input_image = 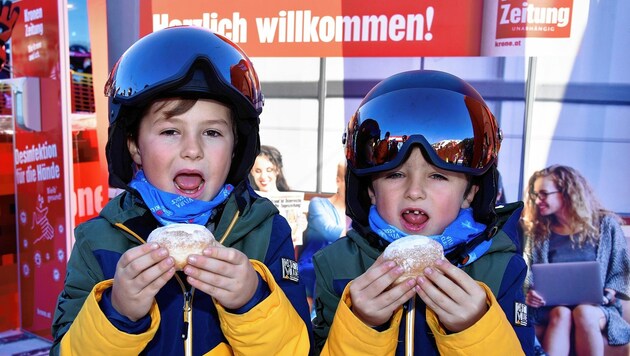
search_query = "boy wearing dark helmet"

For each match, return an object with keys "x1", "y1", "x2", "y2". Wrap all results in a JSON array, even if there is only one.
[
  {"x1": 51, "y1": 26, "x2": 311, "y2": 355},
  {"x1": 313, "y1": 70, "x2": 534, "y2": 355}
]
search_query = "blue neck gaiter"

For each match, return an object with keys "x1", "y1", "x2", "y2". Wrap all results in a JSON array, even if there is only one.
[
  {"x1": 129, "y1": 170, "x2": 233, "y2": 226},
  {"x1": 368, "y1": 205, "x2": 491, "y2": 266}
]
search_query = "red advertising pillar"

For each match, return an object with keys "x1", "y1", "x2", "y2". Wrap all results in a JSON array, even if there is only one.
[{"x1": 10, "y1": 0, "x2": 72, "y2": 340}]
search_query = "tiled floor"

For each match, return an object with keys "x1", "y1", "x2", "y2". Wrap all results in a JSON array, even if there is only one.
[{"x1": 0, "y1": 329, "x2": 51, "y2": 356}]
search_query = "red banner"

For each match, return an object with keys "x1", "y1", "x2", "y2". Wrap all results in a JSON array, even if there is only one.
[
  {"x1": 142, "y1": 0, "x2": 589, "y2": 57},
  {"x1": 10, "y1": 0, "x2": 68, "y2": 340},
  {"x1": 143, "y1": 0, "x2": 483, "y2": 57}
]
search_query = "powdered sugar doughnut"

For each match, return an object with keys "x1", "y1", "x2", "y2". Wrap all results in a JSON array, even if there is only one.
[
  {"x1": 147, "y1": 223, "x2": 218, "y2": 270},
  {"x1": 382, "y1": 235, "x2": 445, "y2": 284}
]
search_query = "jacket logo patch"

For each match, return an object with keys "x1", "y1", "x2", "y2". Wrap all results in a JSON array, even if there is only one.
[
  {"x1": 281, "y1": 258, "x2": 299, "y2": 283},
  {"x1": 514, "y1": 302, "x2": 528, "y2": 326}
]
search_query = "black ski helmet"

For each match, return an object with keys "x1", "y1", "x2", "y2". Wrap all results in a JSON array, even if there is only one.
[
  {"x1": 343, "y1": 70, "x2": 502, "y2": 226},
  {"x1": 104, "y1": 26, "x2": 264, "y2": 188}
]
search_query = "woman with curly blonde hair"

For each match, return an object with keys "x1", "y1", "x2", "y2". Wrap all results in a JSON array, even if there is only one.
[{"x1": 521, "y1": 165, "x2": 629, "y2": 355}]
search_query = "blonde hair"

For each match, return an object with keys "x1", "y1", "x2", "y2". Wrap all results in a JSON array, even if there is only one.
[{"x1": 521, "y1": 165, "x2": 618, "y2": 247}]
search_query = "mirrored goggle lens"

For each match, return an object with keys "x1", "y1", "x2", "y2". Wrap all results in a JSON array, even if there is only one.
[
  {"x1": 346, "y1": 87, "x2": 500, "y2": 176},
  {"x1": 105, "y1": 27, "x2": 262, "y2": 112}
]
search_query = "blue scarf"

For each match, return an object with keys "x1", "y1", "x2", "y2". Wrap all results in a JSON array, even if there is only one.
[
  {"x1": 368, "y1": 205, "x2": 491, "y2": 266},
  {"x1": 129, "y1": 170, "x2": 233, "y2": 226}
]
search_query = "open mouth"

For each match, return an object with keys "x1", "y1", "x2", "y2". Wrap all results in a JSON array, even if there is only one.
[
  {"x1": 403, "y1": 209, "x2": 428, "y2": 224},
  {"x1": 401, "y1": 209, "x2": 429, "y2": 229},
  {"x1": 174, "y1": 173, "x2": 205, "y2": 195}
]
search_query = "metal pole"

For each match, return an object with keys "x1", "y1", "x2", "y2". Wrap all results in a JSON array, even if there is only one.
[
  {"x1": 519, "y1": 57, "x2": 537, "y2": 200},
  {"x1": 316, "y1": 57, "x2": 327, "y2": 193},
  {"x1": 405, "y1": 295, "x2": 416, "y2": 356}
]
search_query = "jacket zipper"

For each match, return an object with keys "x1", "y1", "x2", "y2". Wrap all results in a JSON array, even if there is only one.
[
  {"x1": 115, "y1": 223, "x2": 195, "y2": 355},
  {"x1": 177, "y1": 278, "x2": 193, "y2": 356},
  {"x1": 182, "y1": 289, "x2": 192, "y2": 340},
  {"x1": 114, "y1": 210, "x2": 241, "y2": 355}
]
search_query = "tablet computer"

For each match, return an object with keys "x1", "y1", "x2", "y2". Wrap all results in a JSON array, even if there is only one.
[{"x1": 531, "y1": 261, "x2": 603, "y2": 306}]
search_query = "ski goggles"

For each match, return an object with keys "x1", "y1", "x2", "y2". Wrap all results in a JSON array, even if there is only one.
[
  {"x1": 105, "y1": 26, "x2": 263, "y2": 118},
  {"x1": 344, "y1": 87, "x2": 501, "y2": 176}
]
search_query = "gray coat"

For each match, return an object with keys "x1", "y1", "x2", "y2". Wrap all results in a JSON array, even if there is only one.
[{"x1": 524, "y1": 214, "x2": 630, "y2": 345}]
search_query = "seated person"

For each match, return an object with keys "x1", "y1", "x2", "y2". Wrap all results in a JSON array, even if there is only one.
[{"x1": 522, "y1": 165, "x2": 630, "y2": 355}]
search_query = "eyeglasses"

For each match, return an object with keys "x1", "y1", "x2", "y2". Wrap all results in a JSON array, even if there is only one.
[{"x1": 529, "y1": 191, "x2": 559, "y2": 201}]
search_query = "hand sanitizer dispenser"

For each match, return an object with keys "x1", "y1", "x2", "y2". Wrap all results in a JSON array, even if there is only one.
[{"x1": 12, "y1": 77, "x2": 41, "y2": 132}]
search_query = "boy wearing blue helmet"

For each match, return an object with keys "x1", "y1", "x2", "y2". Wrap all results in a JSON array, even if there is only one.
[
  {"x1": 313, "y1": 70, "x2": 534, "y2": 355},
  {"x1": 51, "y1": 26, "x2": 311, "y2": 355}
]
